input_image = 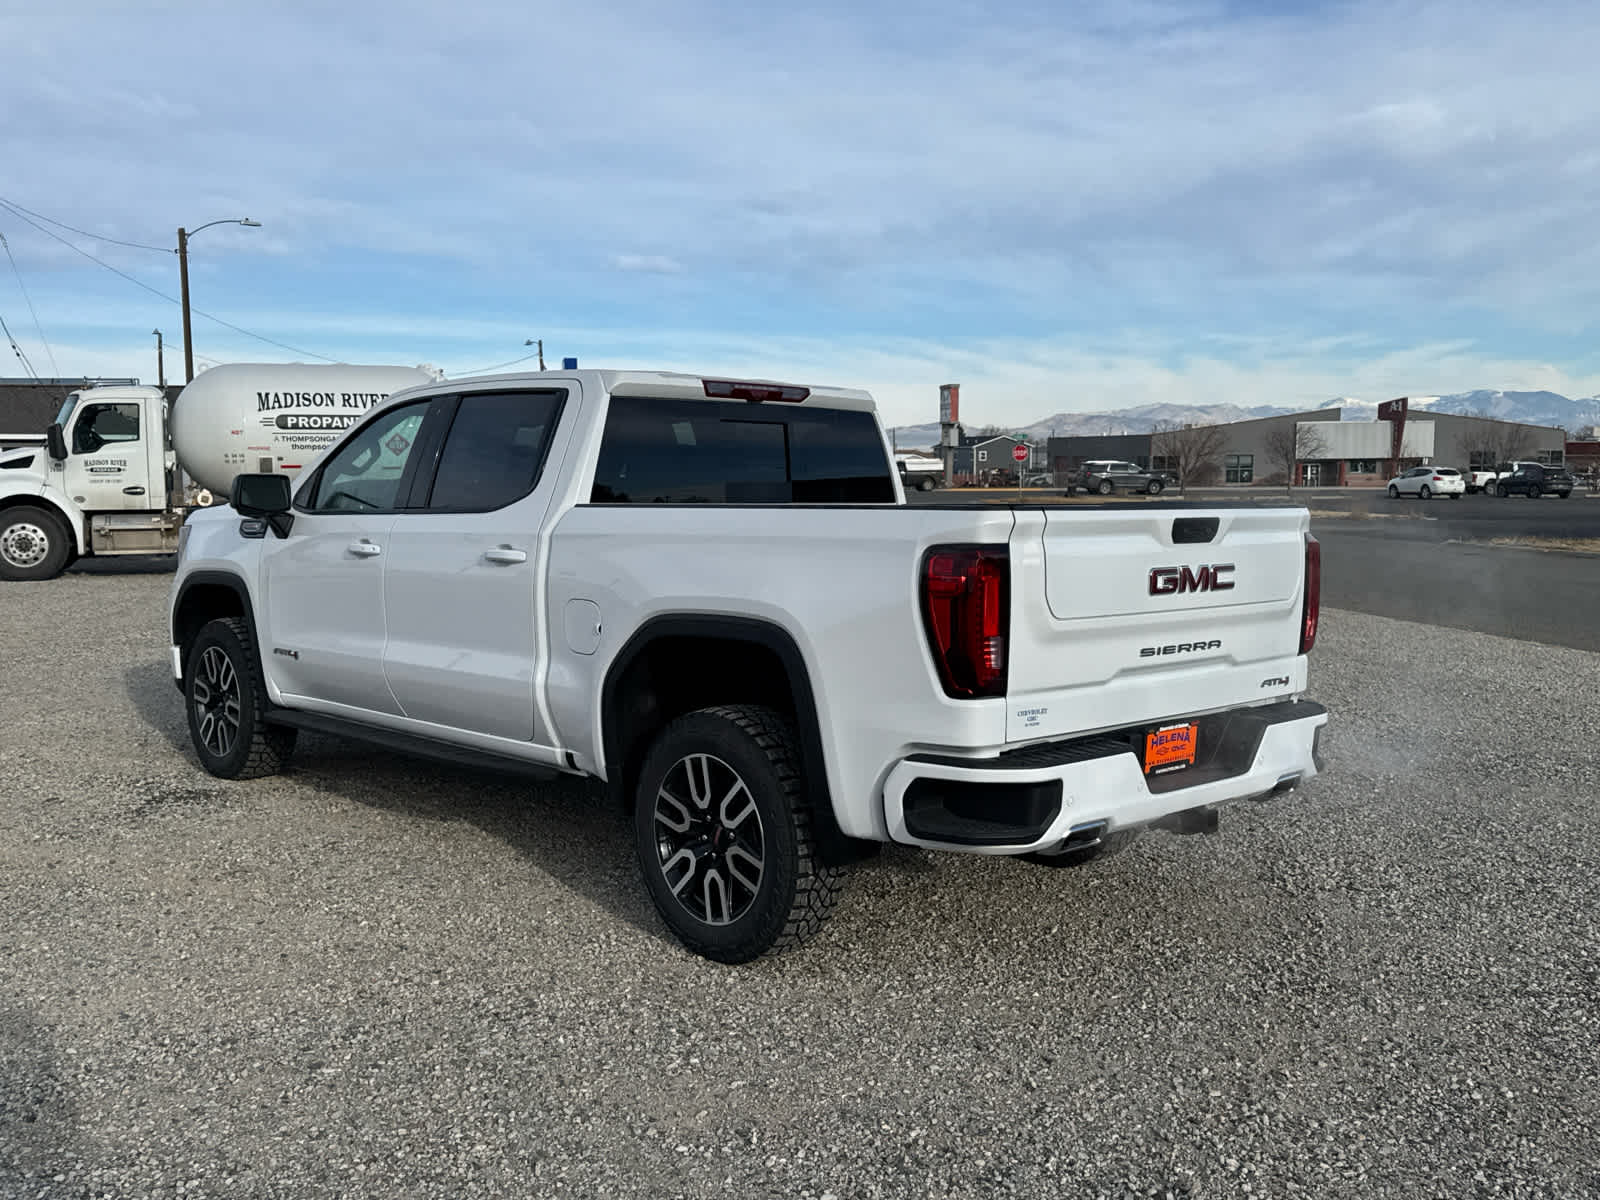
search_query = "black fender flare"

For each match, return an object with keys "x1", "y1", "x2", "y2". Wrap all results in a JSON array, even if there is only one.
[
  {"x1": 601, "y1": 613, "x2": 873, "y2": 866},
  {"x1": 169, "y1": 570, "x2": 259, "y2": 689}
]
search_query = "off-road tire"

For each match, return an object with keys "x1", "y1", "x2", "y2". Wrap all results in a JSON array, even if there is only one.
[
  {"x1": 633, "y1": 705, "x2": 843, "y2": 964},
  {"x1": 185, "y1": 617, "x2": 296, "y2": 780},
  {"x1": 0, "y1": 506, "x2": 71, "y2": 582}
]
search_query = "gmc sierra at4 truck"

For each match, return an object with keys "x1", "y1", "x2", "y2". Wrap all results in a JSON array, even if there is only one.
[{"x1": 168, "y1": 368, "x2": 1328, "y2": 963}]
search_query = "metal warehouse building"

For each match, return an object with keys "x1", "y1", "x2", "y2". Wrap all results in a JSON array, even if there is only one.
[{"x1": 1048, "y1": 407, "x2": 1567, "y2": 487}]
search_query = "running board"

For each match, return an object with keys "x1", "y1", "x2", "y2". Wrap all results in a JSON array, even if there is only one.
[{"x1": 264, "y1": 708, "x2": 568, "y2": 781}]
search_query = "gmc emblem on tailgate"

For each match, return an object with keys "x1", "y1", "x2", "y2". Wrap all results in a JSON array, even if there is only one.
[{"x1": 1149, "y1": 563, "x2": 1235, "y2": 595}]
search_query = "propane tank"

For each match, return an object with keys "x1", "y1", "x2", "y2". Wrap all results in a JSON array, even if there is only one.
[{"x1": 169, "y1": 363, "x2": 437, "y2": 496}]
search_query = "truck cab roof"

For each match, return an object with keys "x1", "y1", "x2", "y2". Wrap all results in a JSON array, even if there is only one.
[{"x1": 418, "y1": 369, "x2": 878, "y2": 413}]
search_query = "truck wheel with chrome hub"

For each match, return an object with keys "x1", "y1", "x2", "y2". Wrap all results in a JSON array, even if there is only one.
[
  {"x1": 0, "y1": 506, "x2": 71, "y2": 582},
  {"x1": 185, "y1": 617, "x2": 296, "y2": 779},
  {"x1": 633, "y1": 705, "x2": 842, "y2": 963}
]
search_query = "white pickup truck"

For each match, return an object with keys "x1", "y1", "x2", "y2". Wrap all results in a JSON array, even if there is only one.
[{"x1": 168, "y1": 369, "x2": 1328, "y2": 963}]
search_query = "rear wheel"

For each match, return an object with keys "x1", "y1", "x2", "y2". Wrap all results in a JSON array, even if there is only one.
[
  {"x1": 184, "y1": 617, "x2": 296, "y2": 779},
  {"x1": 1097, "y1": 479, "x2": 1114, "y2": 496},
  {"x1": 0, "y1": 506, "x2": 71, "y2": 582},
  {"x1": 633, "y1": 705, "x2": 843, "y2": 964},
  {"x1": 917, "y1": 476, "x2": 935, "y2": 492}
]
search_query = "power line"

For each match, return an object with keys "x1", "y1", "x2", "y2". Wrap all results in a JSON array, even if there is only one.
[
  {"x1": 460, "y1": 350, "x2": 543, "y2": 375},
  {"x1": 0, "y1": 199, "x2": 337, "y2": 363},
  {"x1": 0, "y1": 232, "x2": 60, "y2": 376},
  {"x1": 0, "y1": 194, "x2": 171, "y2": 253},
  {"x1": 0, "y1": 313, "x2": 40, "y2": 379}
]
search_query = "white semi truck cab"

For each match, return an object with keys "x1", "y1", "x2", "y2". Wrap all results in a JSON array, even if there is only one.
[{"x1": 0, "y1": 364, "x2": 436, "y2": 580}]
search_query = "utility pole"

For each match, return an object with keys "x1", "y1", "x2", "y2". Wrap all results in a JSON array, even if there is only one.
[
  {"x1": 525, "y1": 338, "x2": 545, "y2": 370},
  {"x1": 153, "y1": 329, "x2": 165, "y2": 389},
  {"x1": 177, "y1": 228, "x2": 193, "y2": 382}
]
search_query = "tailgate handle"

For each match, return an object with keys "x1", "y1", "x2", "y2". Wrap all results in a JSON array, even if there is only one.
[{"x1": 1172, "y1": 517, "x2": 1220, "y2": 544}]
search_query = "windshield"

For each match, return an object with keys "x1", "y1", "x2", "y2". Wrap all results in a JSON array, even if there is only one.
[{"x1": 54, "y1": 391, "x2": 80, "y2": 428}]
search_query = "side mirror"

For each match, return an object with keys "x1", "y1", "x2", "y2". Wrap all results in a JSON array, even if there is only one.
[
  {"x1": 230, "y1": 473, "x2": 294, "y2": 539},
  {"x1": 46, "y1": 422, "x2": 67, "y2": 462},
  {"x1": 230, "y1": 472, "x2": 292, "y2": 515}
]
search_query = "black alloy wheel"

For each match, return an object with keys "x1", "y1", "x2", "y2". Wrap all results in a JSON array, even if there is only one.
[
  {"x1": 185, "y1": 617, "x2": 296, "y2": 779},
  {"x1": 633, "y1": 705, "x2": 842, "y2": 963}
]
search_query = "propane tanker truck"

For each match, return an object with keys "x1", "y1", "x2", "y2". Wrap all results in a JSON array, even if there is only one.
[{"x1": 0, "y1": 363, "x2": 439, "y2": 581}]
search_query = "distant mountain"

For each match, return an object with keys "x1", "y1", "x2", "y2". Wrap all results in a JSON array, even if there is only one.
[
  {"x1": 887, "y1": 402, "x2": 1299, "y2": 448},
  {"x1": 886, "y1": 390, "x2": 1600, "y2": 450}
]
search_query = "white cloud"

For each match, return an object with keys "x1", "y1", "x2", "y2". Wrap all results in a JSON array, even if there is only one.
[{"x1": 4, "y1": 0, "x2": 1600, "y2": 416}]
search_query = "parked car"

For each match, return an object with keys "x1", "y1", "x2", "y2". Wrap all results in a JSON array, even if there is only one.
[
  {"x1": 1488, "y1": 462, "x2": 1575, "y2": 498},
  {"x1": 1069, "y1": 460, "x2": 1168, "y2": 496},
  {"x1": 1386, "y1": 465, "x2": 1465, "y2": 500},
  {"x1": 1464, "y1": 469, "x2": 1497, "y2": 494}
]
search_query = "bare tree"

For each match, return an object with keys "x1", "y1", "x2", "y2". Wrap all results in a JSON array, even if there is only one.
[
  {"x1": 1460, "y1": 410, "x2": 1534, "y2": 471},
  {"x1": 1151, "y1": 421, "x2": 1227, "y2": 496},
  {"x1": 1262, "y1": 422, "x2": 1329, "y2": 493}
]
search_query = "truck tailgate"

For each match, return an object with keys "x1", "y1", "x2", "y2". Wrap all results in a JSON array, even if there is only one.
[{"x1": 1004, "y1": 506, "x2": 1312, "y2": 743}]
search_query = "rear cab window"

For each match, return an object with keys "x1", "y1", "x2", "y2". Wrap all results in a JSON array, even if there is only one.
[{"x1": 589, "y1": 396, "x2": 895, "y2": 504}]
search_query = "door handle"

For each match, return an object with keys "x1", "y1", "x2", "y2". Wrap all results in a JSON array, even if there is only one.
[
  {"x1": 483, "y1": 546, "x2": 527, "y2": 565},
  {"x1": 123, "y1": 486, "x2": 146, "y2": 496},
  {"x1": 347, "y1": 540, "x2": 382, "y2": 557}
]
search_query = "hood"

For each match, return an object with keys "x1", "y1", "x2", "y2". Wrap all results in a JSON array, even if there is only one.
[{"x1": 0, "y1": 445, "x2": 41, "y2": 471}]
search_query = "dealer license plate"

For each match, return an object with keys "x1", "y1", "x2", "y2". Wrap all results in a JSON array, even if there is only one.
[{"x1": 1144, "y1": 722, "x2": 1198, "y2": 775}]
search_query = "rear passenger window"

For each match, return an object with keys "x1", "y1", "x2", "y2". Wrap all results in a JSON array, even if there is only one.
[
  {"x1": 425, "y1": 390, "x2": 563, "y2": 511},
  {"x1": 590, "y1": 397, "x2": 895, "y2": 504}
]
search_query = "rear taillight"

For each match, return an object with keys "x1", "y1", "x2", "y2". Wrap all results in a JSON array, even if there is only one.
[
  {"x1": 1300, "y1": 534, "x2": 1321, "y2": 654},
  {"x1": 921, "y1": 545, "x2": 1009, "y2": 698}
]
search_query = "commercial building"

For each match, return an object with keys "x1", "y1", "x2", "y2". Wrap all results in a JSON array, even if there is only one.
[{"x1": 1046, "y1": 408, "x2": 1567, "y2": 487}]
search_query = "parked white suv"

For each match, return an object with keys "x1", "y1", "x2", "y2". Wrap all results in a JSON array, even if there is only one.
[{"x1": 168, "y1": 368, "x2": 1327, "y2": 962}]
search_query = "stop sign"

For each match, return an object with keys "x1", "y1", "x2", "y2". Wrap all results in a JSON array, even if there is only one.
[{"x1": 1012, "y1": 443, "x2": 1028, "y2": 463}]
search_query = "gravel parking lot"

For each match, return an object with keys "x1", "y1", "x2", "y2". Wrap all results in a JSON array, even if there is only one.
[{"x1": 4, "y1": 572, "x2": 1599, "y2": 1199}]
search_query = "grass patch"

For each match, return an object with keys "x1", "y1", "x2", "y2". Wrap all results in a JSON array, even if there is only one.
[{"x1": 1487, "y1": 536, "x2": 1600, "y2": 554}]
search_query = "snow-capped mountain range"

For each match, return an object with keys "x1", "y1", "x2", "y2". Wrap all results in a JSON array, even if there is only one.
[{"x1": 886, "y1": 390, "x2": 1600, "y2": 449}]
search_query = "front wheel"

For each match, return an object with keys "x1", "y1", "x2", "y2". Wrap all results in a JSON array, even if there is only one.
[
  {"x1": 633, "y1": 705, "x2": 843, "y2": 964},
  {"x1": 184, "y1": 617, "x2": 296, "y2": 779},
  {"x1": 1494, "y1": 483, "x2": 1507, "y2": 498},
  {"x1": 1147, "y1": 479, "x2": 1164, "y2": 496},
  {"x1": 1420, "y1": 485, "x2": 1432, "y2": 499},
  {"x1": 1527, "y1": 482, "x2": 1541, "y2": 499},
  {"x1": 0, "y1": 506, "x2": 72, "y2": 582},
  {"x1": 1387, "y1": 485, "x2": 1400, "y2": 498}
]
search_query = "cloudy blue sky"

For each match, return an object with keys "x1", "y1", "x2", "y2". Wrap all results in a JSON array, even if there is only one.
[{"x1": 4, "y1": 0, "x2": 1599, "y2": 427}]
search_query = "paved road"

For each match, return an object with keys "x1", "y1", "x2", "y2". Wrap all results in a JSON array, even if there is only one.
[{"x1": 1314, "y1": 523, "x2": 1600, "y2": 652}]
